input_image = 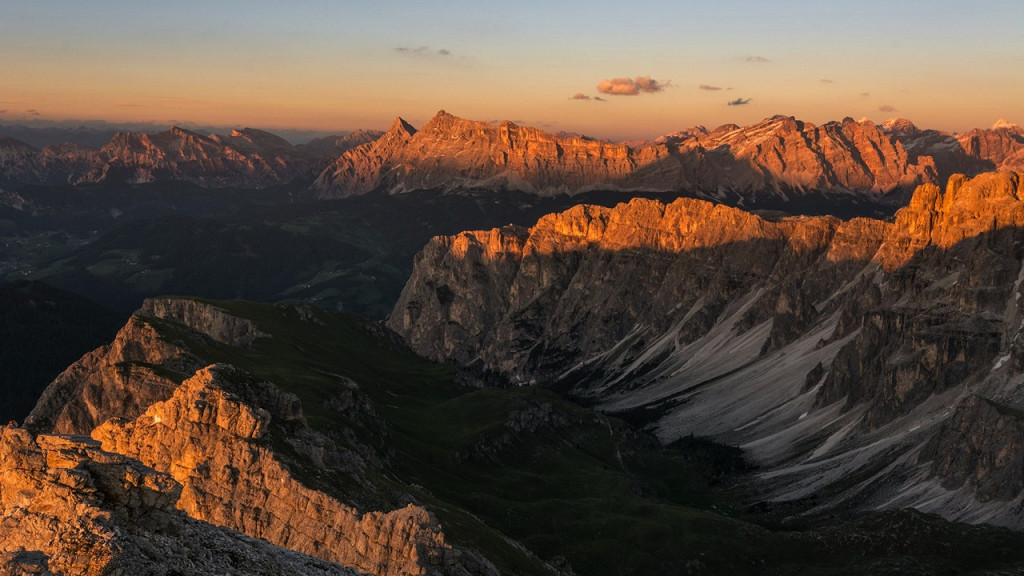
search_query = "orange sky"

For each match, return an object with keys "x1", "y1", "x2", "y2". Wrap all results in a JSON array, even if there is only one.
[{"x1": 2, "y1": 1, "x2": 1022, "y2": 141}]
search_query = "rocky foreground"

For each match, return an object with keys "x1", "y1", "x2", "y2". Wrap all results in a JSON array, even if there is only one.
[
  {"x1": 0, "y1": 426, "x2": 362, "y2": 576},
  {"x1": 9, "y1": 292, "x2": 1024, "y2": 574}
]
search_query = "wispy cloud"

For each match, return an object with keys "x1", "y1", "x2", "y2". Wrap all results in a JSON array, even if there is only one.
[
  {"x1": 727, "y1": 98, "x2": 752, "y2": 106},
  {"x1": 24, "y1": 109, "x2": 40, "y2": 116},
  {"x1": 570, "y1": 93, "x2": 605, "y2": 102},
  {"x1": 820, "y1": 78, "x2": 833, "y2": 84},
  {"x1": 699, "y1": 84, "x2": 722, "y2": 91},
  {"x1": 597, "y1": 76, "x2": 668, "y2": 96},
  {"x1": 0, "y1": 109, "x2": 7, "y2": 114},
  {"x1": 860, "y1": 92, "x2": 870, "y2": 97},
  {"x1": 394, "y1": 46, "x2": 452, "y2": 58},
  {"x1": 878, "y1": 104, "x2": 898, "y2": 113},
  {"x1": 745, "y1": 56, "x2": 770, "y2": 63}
]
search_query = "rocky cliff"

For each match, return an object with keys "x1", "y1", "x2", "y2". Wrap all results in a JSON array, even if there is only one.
[
  {"x1": 883, "y1": 117, "x2": 1024, "y2": 183},
  {"x1": 390, "y1": 170, "x2": 1024, "y2": 526},
  {"x1": 93, "y1": 364, "x2": 464, "y2": 576},
  {"x1": 23, "y1": 298, "x2": 500, "y2": 576},
  {"x1": 314, "y1": 111, "x2": 938, "y2": 203},
  {"x1": 0, "y1": 425, "x2": 361, "y2": 576}
]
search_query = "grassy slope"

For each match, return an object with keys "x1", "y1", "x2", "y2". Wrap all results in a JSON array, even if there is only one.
[{"x1": 138, "y1": 297, "x2": 1024, "y2": 575}]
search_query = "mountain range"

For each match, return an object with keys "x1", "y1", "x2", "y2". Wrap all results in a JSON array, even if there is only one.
[
  {"x1": 0, "y1": 126, "x2": 382, "y2": 189},
  {"x1": 5, "y1": 109, "x2": 1024, "y2": 574},
  {"x1": 2, "y1": 111, "x2": 1022, "y2": 212},
  {"x1": 390, "y1": 170, "x2": 1024, "y2": 527}
]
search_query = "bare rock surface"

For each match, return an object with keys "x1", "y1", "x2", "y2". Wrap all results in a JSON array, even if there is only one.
[
  {"x1": 92, "y1": 364, "x2": 486, "y2": 576},
  {"x1": 139, "y1": 297, "x2": 270, "y2": 348},
  {"x1": 0, "y1": 425, "x2": 363, "y2": 576},
  {"x1": 314, "y1": 111, "x2": 936, "y2": 202},
  {"x1": 24, "y1": 314, "x2": 201, "y2": 436},
  {"x1": 390, "y1": 171, "x2": 1024, "y2": 526},
  {"x1": 26, "y1": 297, "x2": 268, "y2": 435}
]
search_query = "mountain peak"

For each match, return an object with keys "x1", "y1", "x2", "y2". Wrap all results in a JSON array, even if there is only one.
[
  {"x1": 882, "y1": 117, "x2": 920, "y2": 136},
  {"x1": 167, "y1": 125, "x2": 203, "y2": 138},
  {"x1": 388, "y1": 116, "x2": 417, "y2": 137},
  {"x1": 992, "y1": 118, "x2": 1022, "y2": 131}
]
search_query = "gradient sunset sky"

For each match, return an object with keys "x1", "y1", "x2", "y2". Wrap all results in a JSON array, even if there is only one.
[{"x1": 2, "y1": 0, "x2": 1022, "y2": 141}]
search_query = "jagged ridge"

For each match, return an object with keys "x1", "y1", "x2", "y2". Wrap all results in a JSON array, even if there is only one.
[
  {"x1": 314, "y1": 110, "x2": 946, "y2": 201},
  {"x1": 389, "y1": 171, "x2": 1024, "y2": 526}
]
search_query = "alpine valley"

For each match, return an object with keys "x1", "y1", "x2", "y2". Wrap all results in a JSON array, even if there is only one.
[{"x1": 4, "y1": 111, "x2": 1024, "y2": 575}]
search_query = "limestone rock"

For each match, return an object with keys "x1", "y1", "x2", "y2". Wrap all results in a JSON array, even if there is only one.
[
  {"x1": 314, "y1": 111, "x2": 936, "y2": 203},
  {"x1": 24, "y1": 315, "x2": 201, "y2": 436},
  {"x1": 139, "y1": 297, "x2": 269, "y2": 348},
  {"x1": 922, "y1": 396, "x2": 1024, "y2": 502},
  {"x1": 0, "y1": 425, "x2": 362, "y2": 576},
  {"x1": 92, "y1": 364, "x2": 483, "y2": 576},
  {"x1": 390, "y1": 171, "x2": 1024, "y2": 525},
  {"x1": 25, "y1": 297, "x2": 271, "y2": 435}
]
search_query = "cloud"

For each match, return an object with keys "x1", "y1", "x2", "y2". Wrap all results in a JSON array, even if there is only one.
[
  {"x1": 746, "y1": 56, "x2": 770, "y2": 63},
  {"x1": 699, "y1": 84, "x2": 722, "y2": 91},
  {"x1": 860, "y1": 92, "x2": 870, "y2": 97},
  {"x1": 570, "y1": 93, "x2": 606, "y2": 102},
  {"x1": 727, "y1": 98, "x2": 752, "y2": 106},
  {"x1": 394, "y1": 46, "x2": 452, "y2": 58},
  {"x1": 0, "y1": 109, "x2": 7, "y2": 114},
  {"x1": 878, "y1": 104, "x2": 898, "y2": 113},
  {"x1": 597, "y1": 76, "x2": 667, "y2": 96},
  {"x1": 24, "y1": 109, "x2": 40, "y2": 116},
  {"x1": 820, "y1": 78, "x2": 833, "y2": 84}
]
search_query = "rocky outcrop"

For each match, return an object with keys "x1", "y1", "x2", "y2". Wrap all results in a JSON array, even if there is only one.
[
  {"x1": 24, "y1": 314, "x2": 202, "y2": 435},
  {"x1": 139, "y1": 297, "x2": 269, "y2": 348},
  {"x1": 25, "y1": 297, "x2": 270, "y2": 435},
  {"x1": 0, "y1": 425, "x2": 361, "y2": 576},
  {"x1": 92, "y1": 364, "x2": 475, "y2": 576},
  {"x1": 921, "y1": 396, "x2": 1024, "y2": 502},
  {"x1": 25, "y1": 297, "x2": 499, "y2": 576},
  {"x1": 390, "y1": 171, "x2": 1024, "y2": 525},
  {"x1": 314, "y1": 111, "x2": 936, "y2": 203}
]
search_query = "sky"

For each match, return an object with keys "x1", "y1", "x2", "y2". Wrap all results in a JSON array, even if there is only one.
[{"x1": 2, "y1": 0, "x2": 1023, "y2": 141}]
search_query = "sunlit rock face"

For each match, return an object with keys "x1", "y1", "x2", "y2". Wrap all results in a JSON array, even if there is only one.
[
  {"x1": 24, "y1": 299, "x2": 498, "y2": 576},
  {"x1": 390, "y1": 171, "x2": 1024, "y2": 527},
  {"x1": 314, "y1": 110, "x2": 936, "y2": 202},
  {"x1": 24, "y1": 297, "x2": 263, "y2": 436},
  {"x1": 0, "y1": 426, "x2": 362, "y2": 576},
  {"x1": 883, "y1": 117, "x2": 1024, "y2": 183},
  {"x1": 93, "y1": 363, "x2": 461, "y2": 576}
]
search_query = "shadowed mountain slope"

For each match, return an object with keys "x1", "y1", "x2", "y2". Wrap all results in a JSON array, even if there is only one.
[{"x1": 390, "y1": 171, "x2": 1024, "y2": 526}]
